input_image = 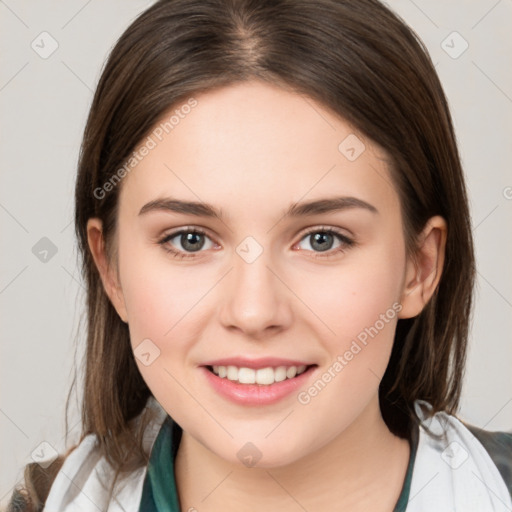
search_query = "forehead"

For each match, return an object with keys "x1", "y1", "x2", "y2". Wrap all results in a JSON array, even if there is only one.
[{"x1": 119, "y1": 80, "x2": 398, "y2": 222}]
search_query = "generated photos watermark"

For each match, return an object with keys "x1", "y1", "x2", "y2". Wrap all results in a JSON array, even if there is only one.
[
  {"x1": 93, "y1": 97, "x2": 198, "y2": 200},
  {"x1": 297, "y1": 301, "x2": 403, "y2": 405}
]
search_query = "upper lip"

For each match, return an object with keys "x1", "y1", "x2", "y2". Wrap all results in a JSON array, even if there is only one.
[{"x1": 201, "y1": 357, "x2": 315, "y2": 370}]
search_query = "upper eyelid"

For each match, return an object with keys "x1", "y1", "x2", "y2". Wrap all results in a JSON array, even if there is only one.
[{"x1": 300, "y1": 225, "x2": 352, "y2": 238}]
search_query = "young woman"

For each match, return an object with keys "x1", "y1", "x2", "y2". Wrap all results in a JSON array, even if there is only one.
[{"x1": 8, "y1": 0, "x2": 512, "y2": 511}]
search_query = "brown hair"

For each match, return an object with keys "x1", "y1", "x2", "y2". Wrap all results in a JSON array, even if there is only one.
[{"x1": 8, "y1": 0, "x2": 475, "y2": 509}]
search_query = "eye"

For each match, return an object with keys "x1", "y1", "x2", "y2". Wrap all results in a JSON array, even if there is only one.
[
  {"x1": 158, "y1": 226, "x2": 355, "y2": 260},
  {"x1": 158, "y1": 228, "x2": 217, "y2": 259},
  {"x1": 295, "y1": 226, "x2": 355, "y2": 258}
]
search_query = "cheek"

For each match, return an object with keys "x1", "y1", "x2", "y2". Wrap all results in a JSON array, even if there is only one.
[
  {"x1": 124, "y1": 270, "x2": 206, "y2": 336},
  {"x1": 297, "y1": 243, "x2": 405, "y2": 345},
  {"x1": 119, "y1": 253, "x2": 215, "y2": 412},
  {"x1": 291, "y1": 253, "x2": 404, "y2": 429},
  {"x1": 119, "y1": 232, "x2": 210, "y2": 337},
  {"x1": 118, "y1": 244, "x2": 217, "y2": 397},
  {"x1": 291, "y1": 245, "x2": 406, "y2": 412}
]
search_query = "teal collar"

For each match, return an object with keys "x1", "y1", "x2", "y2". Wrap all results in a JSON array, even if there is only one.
[{"x1": 139, "y1": 416, "x2": 181, "y2": 511}]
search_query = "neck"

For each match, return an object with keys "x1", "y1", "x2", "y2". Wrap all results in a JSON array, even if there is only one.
[{"x1": 174, "y1": 395, "x2": 411, "y2": 512}]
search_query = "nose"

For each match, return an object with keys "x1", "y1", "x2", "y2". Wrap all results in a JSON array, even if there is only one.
[{"x1": 218, "y1": 245, "x2": 293, "y2": 339}]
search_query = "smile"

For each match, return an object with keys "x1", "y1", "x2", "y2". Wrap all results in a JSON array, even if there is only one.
[
  {"x1": 201, "y1": 363, "x2": 318, "y2": 406},
  {"x1": 208, "y1": 364, "x2": 309, "y2": 385}
]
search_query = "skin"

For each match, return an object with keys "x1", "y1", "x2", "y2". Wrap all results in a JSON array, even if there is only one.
[{"x1": 87, "y1": 80, "x2": 447, "y2": 511}]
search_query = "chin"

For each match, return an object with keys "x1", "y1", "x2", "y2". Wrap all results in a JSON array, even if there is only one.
[{"x1": 219, "y1": 437, "x2": 310, "y2": 470}]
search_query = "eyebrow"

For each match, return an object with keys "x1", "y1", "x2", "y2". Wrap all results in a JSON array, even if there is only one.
[{"x1": 138, "y1": 196, "x2": 378, "y2": 220}]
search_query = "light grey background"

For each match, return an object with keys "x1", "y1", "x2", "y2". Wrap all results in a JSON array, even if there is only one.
[{"x1": 1, "y1": 0, "x2": 511, "y2": 507}]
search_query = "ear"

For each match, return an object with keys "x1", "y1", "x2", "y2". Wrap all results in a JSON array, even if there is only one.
[
  {"x1": 86, "y1": 218, "x2": 129, "y2": 323},
  {"x1": 398, "y1": 215, "x2": 447, "y2": 319}
]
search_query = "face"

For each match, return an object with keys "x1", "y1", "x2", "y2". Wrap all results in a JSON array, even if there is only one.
[{"x1": 90, "y1": 80, "x2": 430, "y2": 467}]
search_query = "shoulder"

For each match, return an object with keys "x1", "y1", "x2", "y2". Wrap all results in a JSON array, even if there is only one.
[
  {"x1": 43, "y1": 397, "x2": 168, "y2": 512},
  {"x1": 406, "y1": 400, "x2": 512, "y2": 511},
  {"x1": 461, "y1": 420, "x2": 512, "y2": 500}
]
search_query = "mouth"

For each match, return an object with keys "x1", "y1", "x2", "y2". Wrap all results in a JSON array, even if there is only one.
[
  {"x1": 204, "y1": 364, "x2": 317, "y2": 386},
  {"x1": 200, "y1": 363, "x2": 319, "y2": 406}
]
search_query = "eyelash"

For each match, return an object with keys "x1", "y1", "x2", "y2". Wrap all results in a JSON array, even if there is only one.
[{"x1": 157, "y1": 226, "x2": 355, "y2": 260}]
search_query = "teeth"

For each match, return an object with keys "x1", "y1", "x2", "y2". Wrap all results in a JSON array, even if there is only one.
[
  {"x1": 238, "y1": 367, "x2": 256, "y2": 384},
  {"x1": 211, "y1": 364, "x2": 309, "y2": 385},
  {"x1": 227, "y1": 365, "x2": 238, "y2": 381},
  {"x1": 274, "y1": 366, "x2": 287, "y2": 383},
  {"x1": 286, "y1": 366, "x2": 297, "y2": 379}
]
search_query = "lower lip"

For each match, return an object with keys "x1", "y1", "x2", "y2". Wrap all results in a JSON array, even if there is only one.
[{"x1": 200, "y1": 365, "x2": 317, "y2": 406}]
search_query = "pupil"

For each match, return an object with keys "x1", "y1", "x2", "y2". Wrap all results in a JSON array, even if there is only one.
[
  {"x1": 312, "y1": 232, "x2": 332, "y2": 252},
  {"x1": 182, "y1": 233, "x2": 204, "y2": 252}
]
